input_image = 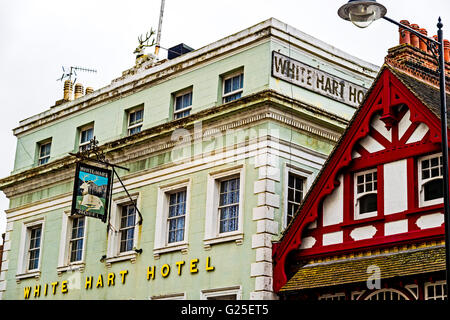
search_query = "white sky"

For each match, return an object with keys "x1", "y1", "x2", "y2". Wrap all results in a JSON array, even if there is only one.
[{"x1": 0, "y1": 0, "x2": 449, "y2": 243}]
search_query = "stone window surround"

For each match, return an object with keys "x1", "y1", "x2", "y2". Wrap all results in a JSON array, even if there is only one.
[
  {"x1": 154, "y1": 179, "x2": 191, "y2": 258},
  {"x1": 57, "y1": 210, "x2": 88, "y2": 274},
  {"x1": 203, "y1": 165, "x2": 245, "y2": 249},
  {"x1": 16, "y1": 218, "x2": 45, "y2": 282},
  {"x1": 106, "y1": 193, "x2": 140, "y2": 266}
]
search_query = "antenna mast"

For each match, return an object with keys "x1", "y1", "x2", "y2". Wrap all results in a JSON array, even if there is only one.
[
  {"x1": 154, "y1": 0, "x2": 165, "y2": 56},
  {"x1": 57, "y1": 66, "x2": 97, "y2": 85}
]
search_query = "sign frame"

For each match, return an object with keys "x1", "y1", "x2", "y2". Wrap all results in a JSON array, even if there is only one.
[
  {"x1": 271, "y1": 51, "x2": 368, "y2": 108},
  {"x1": 71, "y1": 162, "x2": 112, "y2": 222}
]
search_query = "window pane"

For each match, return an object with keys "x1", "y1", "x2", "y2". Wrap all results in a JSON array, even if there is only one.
[
  {"x1": 28, "y1": 226, "x2": 42, "y2": 270},
  {"x1": 119, "y1": 205, "x2": 136, "y2": 252},
  {"x1": 167, "y1": 190, "x2": 186, "y2": 243},
  {"x1": 431, "y1": 167, "x2": 440, "y2": 177},
  {"x1": 359, "y1": 193, "x2": 377, "y2": 214},
  {"x1": 232, "y1": 75, "x2": 240, "y2": 91},
  {"x1": 424, "y1": 179, "x2": 444, "y2": 201},
  {"x1": 223, "y1": 92, "x2": 242, "y2": 103},
  {"x1": 357, "y1": 175, "x2": 364, "y2": 184},
  {"x1": 224, "y1": 78, "x2": 232, "y2": 94},
  {"x1": 431, "y1": 157, "x2": 438, "y2": 167}
]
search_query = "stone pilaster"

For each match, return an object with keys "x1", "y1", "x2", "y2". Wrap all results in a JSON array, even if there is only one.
[{"x1": 250, "y1": 152, "x2": 279, "y2": 300}]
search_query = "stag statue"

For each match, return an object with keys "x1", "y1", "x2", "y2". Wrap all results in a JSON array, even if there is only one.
[
  {"x1": 134, "y1": 28, "x2": 156, "y2": 66},
  {"x1": 79, "y1": 174, "x2": 104, "y2": 212}
]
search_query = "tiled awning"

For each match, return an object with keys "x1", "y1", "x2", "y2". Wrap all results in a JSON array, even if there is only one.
[{"x1": 280, "y1": 245, "x2": 446, "y2": 292}]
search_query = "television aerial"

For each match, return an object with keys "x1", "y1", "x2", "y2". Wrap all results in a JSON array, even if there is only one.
[{"x1": 57, "y1": 66, "x2": 97, "y2": 85}]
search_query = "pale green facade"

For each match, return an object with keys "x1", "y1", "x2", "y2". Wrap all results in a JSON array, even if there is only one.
[{"x1": 0, "y1": 18, "x2": 378, "y2": 300}]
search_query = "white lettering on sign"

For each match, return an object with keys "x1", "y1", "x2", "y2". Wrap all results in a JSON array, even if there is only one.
[{"x1": 272, "y1": 51, "x2": 367, "y2": 108}]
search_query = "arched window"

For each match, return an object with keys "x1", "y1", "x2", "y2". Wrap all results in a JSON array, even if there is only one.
[{"x1": 364, "y1": 289, "x2": 409, "y2": 301}]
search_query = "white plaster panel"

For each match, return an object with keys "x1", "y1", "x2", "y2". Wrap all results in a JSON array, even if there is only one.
[
  {"x1": 371, "y1": 113, "x2": 392, "y2": 142},
  {"x1": 359, "y1": 135, "x2": 385, "y2": 153},
  {"x1": 322, "y1": 231, "x2": 343, "y2": 246},
  {"x1": 398, "y1": 109, "x2": 411, "y2": 140},
  {"x1": 350, "y1": 225, "x2": 377, "y2": 241},
  {"x1": 416, "y1": 213, "x2": 445, "y2": 230},
  {"x1": 307, "y1": 220, "x2": 317, "y2": 229},
  {"x1": 384, "y1": 219, "x2": 408, "y2": 236},
  {"x1": 406, "y1": 123, "x2": 429, "y2": 144},
  {"x1": 322, "y1": 174, "x2": 344, "y2": 226},
  {"x1": 384, "y1": 160, "x2": 408, "y2": 215},
  {"x1": 299, "y1": 236, "x2": 316, "y2": 249},
  {"x1": 352, "y1": 150, "x2": 361, "y2": 159}
]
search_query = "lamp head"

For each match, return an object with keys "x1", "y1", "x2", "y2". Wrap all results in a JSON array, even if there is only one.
[{"x1": 338, "y1": 0, "x2": 387, "y2": 28}]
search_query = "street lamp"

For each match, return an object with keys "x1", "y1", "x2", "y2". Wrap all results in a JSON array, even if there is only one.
[
  {"x1": 338, "y1": 0, "x2": 386, "y2": 28},
  {"x1": 338, "y1": 0, "x2": 449, "y2": 299}
]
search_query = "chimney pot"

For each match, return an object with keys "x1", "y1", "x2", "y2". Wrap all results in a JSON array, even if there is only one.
[
  {"x1": 444, "y1": 40, "x2": 450, "y2": 63},
  {"x1": 85, "y1": 87, "x2": 94, "y2": 95},
  {"x1": 74, "y1": 83, "x2": 84, "y2": 99},
  {"x1": 419, "y1": 28, "x2": 428, "y2": 52},
  {"x1": 399, "y1": 20, "x2": 411, "y2": 45},
  {"x1": 63, "y1": 80, "x2": 73, "y2": 101},
  {"x1": 410, "y1": 24, "x2": 420, "y2": 48}
]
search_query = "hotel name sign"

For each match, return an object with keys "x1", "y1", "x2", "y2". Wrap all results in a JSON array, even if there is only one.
[
  {"x1": 22, "y1": 256, "x2": 215, "y2": 299},
  {"x1": 272, "y1": 51, "x2": 367, "y2": 108}
]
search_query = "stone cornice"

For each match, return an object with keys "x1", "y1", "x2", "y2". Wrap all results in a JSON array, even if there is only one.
[{"x1": 0, "y1": 89, "x2": 345, "y2": 198}]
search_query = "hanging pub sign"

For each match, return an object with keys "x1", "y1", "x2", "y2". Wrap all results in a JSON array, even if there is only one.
[{"x1": 71, "y1": 162, "x2": 112, "y2": 222}]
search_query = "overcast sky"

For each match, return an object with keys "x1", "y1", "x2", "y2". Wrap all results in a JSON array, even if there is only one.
[{"x1": 0, "y1": 0, "x2": 449, "y2": 243}]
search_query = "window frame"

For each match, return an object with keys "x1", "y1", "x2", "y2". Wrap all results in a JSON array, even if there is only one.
[
  {"x1": 106, "y1": 193, "x2": 140, "y2": 265},
  {"x1": 200, "y1": 286, "x2": 242, "y2": 300},
  {"x1": 418, "y1": 153, "x2": 444, "y2": 207},
  {"x1": 425, "y1": 280, "x2": 447, "y2": 300},
  {"x1": 127, "y1": 107, "x2": 144, "y2": 135},
  {"x1": 354, "y1": 168, "x2": 378, "y2": 220},
  {"x1": 318, "y1": 292, "x2": 346, "y2": 301},
  {"x1": 16, "y1": 219, "x2": 45, "y2": 280},
  {"x1": 204, "y1": 165, "x2": 245, "y2": 247},
  {"x1": 283, "y1": 165, "x2": 312, "y2": 229},
  {"x1": 173, "y1": 88, "x2": 193, "y2": 120},
  {"x1": 154, "y1": 180, "x2": 191, "y2": 257},
  {"x1": 118, "y1": 203, "x2": 137, "y2": 253},
  {"x1": 78, "y1": 124, "x2": 94, "y2": 152},
  {"x1": 57, "y1": 211, "x2": 88, "y2": 274},
  {"x1": 222, "y1": 71, "x2": 244, "y2": 103},
  {"x1": 150, "y1": 292, "x2": 186, "y2": 300},
  {"x1": 37, "y1": 140, "x2": 52, "y2": 166}
]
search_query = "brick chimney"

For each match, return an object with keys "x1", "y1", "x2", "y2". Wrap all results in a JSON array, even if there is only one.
[{"x1": 385, "y1": 20, "x2": 450, "y2": 90}]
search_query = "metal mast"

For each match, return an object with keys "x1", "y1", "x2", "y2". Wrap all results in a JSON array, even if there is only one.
[{"x1": 154, "y1": 0, "x2": 165, "y2": 56}]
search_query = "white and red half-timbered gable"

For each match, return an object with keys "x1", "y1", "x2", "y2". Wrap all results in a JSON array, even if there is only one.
[{"x1": 272, "y1": 62, "x2": 450, "y2": 299}]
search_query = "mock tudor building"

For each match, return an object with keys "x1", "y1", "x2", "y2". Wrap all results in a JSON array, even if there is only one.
[
  {"x1": 273, "y1": 20, "x2": 450, "y2": 301},
  {"x1": 0, "y1": 18, "x2": 377, "y2": 300}
]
